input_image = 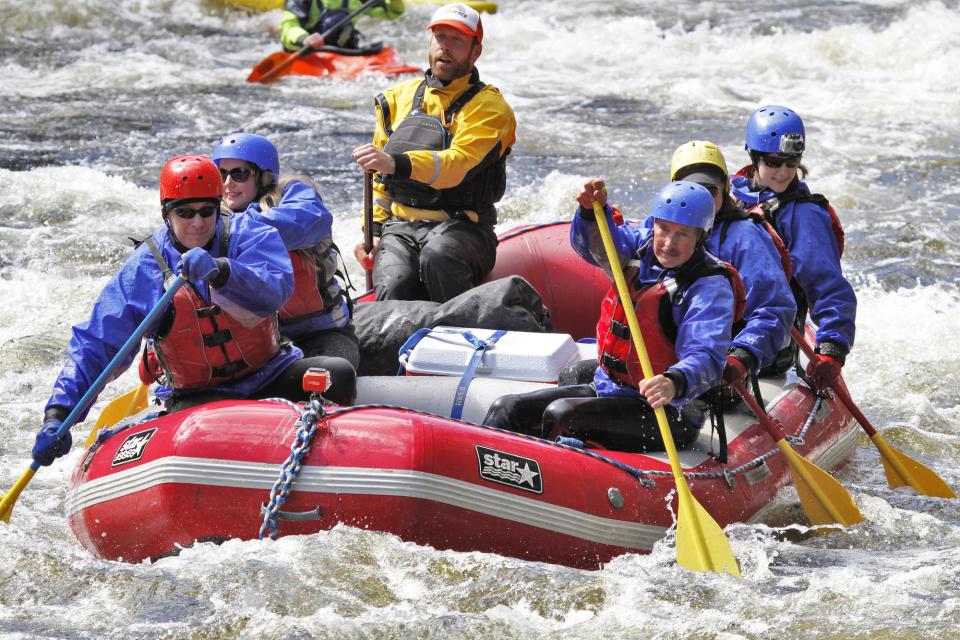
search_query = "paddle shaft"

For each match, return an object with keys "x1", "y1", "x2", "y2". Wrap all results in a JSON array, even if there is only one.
[
  {"x1": 254, "y1": 0, "x2": 383, "y2": 84},
  {"x1": 32, "y1": 276, "x2": 186, "y2": 471},
  {"x1": 363, "y1": 170, "x2": 374, "y2": 290}
]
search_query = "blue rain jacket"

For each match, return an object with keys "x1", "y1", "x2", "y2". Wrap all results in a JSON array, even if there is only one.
[
  {"x1": 240, "y1": 180, "x2": 350, "y2": 338},
  {"x1": 731, "y1": 176, "x2": 856, "y2": 352},
  {"x1": 46, "y1": 213, "x2": 299, "y2": 420},
  {"x1": 570, "y1": 205, "x2": 734, "y2": 408},
  {"x1": 706, "y1": 203, "x2": 797, "y2": 368}
]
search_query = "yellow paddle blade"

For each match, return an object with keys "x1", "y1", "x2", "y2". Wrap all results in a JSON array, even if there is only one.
[
  {"x1": 676, "y1": 488, "x2": 741, "y2": 576},
  {"x1": 0, "y1": 467, "x2": 37, "y2": 524},
  {"x1": 872, "y1": 433, "x2": 957, "y2": 498},
  {"x1": 84, "y1": 384, "x2": 149, "y2": 448},
  {"x1": 778, "y1": 441, "x2": 864, "y2": 527}
]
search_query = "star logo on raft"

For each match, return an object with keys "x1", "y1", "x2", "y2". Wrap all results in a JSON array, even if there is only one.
[{"x1": 475, "y1": 445, "x2": 543, "y2": 494}]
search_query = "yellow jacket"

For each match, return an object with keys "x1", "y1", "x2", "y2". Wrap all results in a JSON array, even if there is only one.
[{"x1": 368, "y1": 69, "x2": 517, "y2": 233}]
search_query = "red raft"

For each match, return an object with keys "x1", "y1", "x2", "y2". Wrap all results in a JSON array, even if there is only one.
[{"x1": 66, "y1": 222, "x2": 860, "y2": 568}]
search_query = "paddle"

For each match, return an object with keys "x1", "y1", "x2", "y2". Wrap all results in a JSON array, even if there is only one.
[
  {"x1": 83, "y1": 382, "x2": 150, "y2": 448},
  {"x1": 362, "y1": 170, "x2": 374, "y2": 290},
  {"x1": 791, "y1": 326, "x2": 956, "y2": 498},
  {"x1": 247, "y1": 0, "x2": 384, "y2": 84},
  {"x1": 0, "y1": 276, "x2": 186, "y2": 523},
  {"x1": 731, "y1": 380, "x2": 863, "y2": 526},
  {"x1": 591, "y1": 200, "x2": 739, "y2": 575}
]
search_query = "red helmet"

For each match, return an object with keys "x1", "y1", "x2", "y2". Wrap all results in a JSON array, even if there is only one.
[{"x1": 159, "y1": 154, "x2": 223, "y2": 205}]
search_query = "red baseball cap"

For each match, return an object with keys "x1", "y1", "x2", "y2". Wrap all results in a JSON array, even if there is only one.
[{"x1": 427, "y1": 3, "x2": 483, "y2": 44}]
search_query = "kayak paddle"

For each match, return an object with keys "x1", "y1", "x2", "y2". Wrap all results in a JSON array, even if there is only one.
[
  {"x1": 362, "y1": 170, "x2": 374, "y2": 290},
  {"x1": 0, "y1": 276, "x2": 186, "y2": 524},
  {"x1": 83, "y1": 382, "x2": 150, "y2": 448},
  {"x1": 731, "y1": 380, "x2": 864, "y2": 526},
  {"x1": 247, "y1": 0, "x2": 385, "y2": 84},
  {"x1": 791, "y1": 326, "x2": 956, "y2": 498},
  {"x1": 592, "y1": 201, "x2": 740, "y2": 576}
]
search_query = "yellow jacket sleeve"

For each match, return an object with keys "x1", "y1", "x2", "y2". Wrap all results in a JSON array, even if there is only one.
[{"x1": 279, "y1": 10, "x2": 310, "y2": 52}]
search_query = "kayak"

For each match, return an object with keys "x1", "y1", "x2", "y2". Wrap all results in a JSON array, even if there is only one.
[
  {"x1": 247, "y1": 45, "x2": 421, "y2": 82},
  {"x1": 65, "y1": 221, "x2": 861, "y2": 568},
  {"x1": 216, "y1": 0, "x2": 498, "y2": 14}
]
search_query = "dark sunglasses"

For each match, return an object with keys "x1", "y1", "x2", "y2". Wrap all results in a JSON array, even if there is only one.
[
  {"x1": 760, "y1": 154, "x2": 801, "y2": 169},
  {"x1": 172, "y1": 204, "x2": 219, "y2": 220},
  {"x1": 219, "y1": 167, "x2": 254, "y2": 183}
]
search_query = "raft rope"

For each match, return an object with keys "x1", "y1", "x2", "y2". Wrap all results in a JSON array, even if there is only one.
[
  {"x1": 258, "y1": 392, "x2": 827, "y2": 515},
  {"x1": 258, "y1": 397, "x2": 327, "y2": 540}
]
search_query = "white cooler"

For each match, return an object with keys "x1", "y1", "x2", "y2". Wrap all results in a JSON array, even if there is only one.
[{"x1": 398, "y1": 326, "x2": 592, "y2": 383}]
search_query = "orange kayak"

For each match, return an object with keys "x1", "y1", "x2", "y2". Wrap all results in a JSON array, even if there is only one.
[{"x1": 248, "y1": 46, "x2": 420, "y2": 82}]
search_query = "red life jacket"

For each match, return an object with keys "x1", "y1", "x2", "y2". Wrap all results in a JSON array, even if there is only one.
[
  {"x1": 144, "y1": 226, "x2": 281, "y2": 390},
  {"x1": 279, "y1": 249, "x2": 328, "y2": 322},
  {"x1": 596, "y1": 249, "x2": 746, "y2": 389}
]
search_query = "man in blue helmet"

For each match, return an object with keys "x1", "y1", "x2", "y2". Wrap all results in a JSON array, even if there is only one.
[
  {"x1": 482, "y1": 180, "x2": 739, "y2": 453},
  {"x1": 731, "y1": 105, "x2": 856, "y2": 387},
  {"x1": 279, "y1": 0, "x2": 405, "y2": 52}
]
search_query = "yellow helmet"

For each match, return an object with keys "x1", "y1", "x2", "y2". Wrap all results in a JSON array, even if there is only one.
[{"x1": 669, "y1": 140, "x2": 729, "y2": 182}]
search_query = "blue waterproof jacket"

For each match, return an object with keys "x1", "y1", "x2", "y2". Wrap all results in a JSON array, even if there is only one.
[
  {"x1": 570, "y1": 205, "x2": 734, "y2": 408},
  {"x1": 706, "y1": 201, "x2": 796, "y2": 368},
  {"x1": 240, "y1": 180, "x2": 350, "y2": 338},
  {"x1": 731, "y1": 176, "x2": 856, "y2": 353},
  {"x1": 46, "y1": 214, "x2": 299, "y2": 420}
]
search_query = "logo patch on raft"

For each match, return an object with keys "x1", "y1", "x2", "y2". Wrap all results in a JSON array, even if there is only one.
[
  {"x1": 111, "y1": 428, "x2": 158, "y2": 467},
  {"x1": 475, "y1": 445, "x2": 542, "y2": 493}
]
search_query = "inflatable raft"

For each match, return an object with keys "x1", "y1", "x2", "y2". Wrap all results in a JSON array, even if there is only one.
[{"x1": 66, "y1": 222, "x2": 860, "y2": 568}]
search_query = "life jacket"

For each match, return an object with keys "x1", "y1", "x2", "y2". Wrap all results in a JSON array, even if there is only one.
[
  {"x1": 376, "y1": 77, "x2": 508, "y2": 225},
  {"x1": 713, "y1": 198, "x2": 794, "y2": 281},
  {"x1": 596, "y1": 246, "x2": 746, "y2": 389},
  {"x1": 144, "y1": 221, "x2": 281, "y2": 390},
  {"x1": 278, "y1": 240, "x2": 347, "y2": 325}
]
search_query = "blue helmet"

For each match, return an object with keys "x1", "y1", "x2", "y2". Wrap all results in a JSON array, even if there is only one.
[
  {"x1": 650, "y1": 181, "x2": 715, "y2": 233},
  {"x1": 744, "y1": 105, "x2": 805, "y2": 156},
  {"x1": 212, "y1": 132, "x2": 280, "y2": 176}
]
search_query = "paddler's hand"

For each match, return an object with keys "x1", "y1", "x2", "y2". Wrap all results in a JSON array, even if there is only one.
[
  {"x1": 302, "y1": 33, "x2": 325, "y2": 49},
  {"x1": 353, "y1": 144, "x2": 396, "y2": 175},
  {"x1": 354, "y1": 236, "x2": 381, "y2": 271},
  {"x1": 576, "y1": 178, "x2": 607, "y2": 217},
  {"x1": 637, "y1": 374, "x2": 677, "y2": 410}
]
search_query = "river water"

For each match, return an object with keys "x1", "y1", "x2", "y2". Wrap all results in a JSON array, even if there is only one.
[{"x1": 2, "y1": 0, "x2": 960, "y2": 637}]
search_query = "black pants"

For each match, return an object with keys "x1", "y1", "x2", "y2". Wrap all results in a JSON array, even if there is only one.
[
  {"x1": 165, "y1": 355, "x2": 357, "y2": 414},
  {"x1": 482, "y1": 384, "x2": 701, "y2": 452},
  {"x1": 373, "y1": 219, "x2": 498, "y2": 303},
  {"x1": 289, "y1": 323, "x2": 360, "y2": 369}
]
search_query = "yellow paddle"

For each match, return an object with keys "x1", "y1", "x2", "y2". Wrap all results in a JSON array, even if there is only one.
[
  {"x1": 592, "y1": 200, "x2": 739, "y2": 576},
  {"x1": 791, "y1": 327, "x2": 956, "y2": 498},
  {"x1": 83, "y1": 383, "x2": 150, "y2": 448},
  {"x1": 731, "y1": 380, "x2": 864, "y2": 526}
]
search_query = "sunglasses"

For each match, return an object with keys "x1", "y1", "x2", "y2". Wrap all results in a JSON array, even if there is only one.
[
  {"x1": 219, "y1": 167, "x2": 254, "y2": 183},
  {"x1": 171, "y1": 204, "x2": 219, "y2": 220},
  {"x1": 760, "y1": 154, "x2": 801, "y2": 169}
]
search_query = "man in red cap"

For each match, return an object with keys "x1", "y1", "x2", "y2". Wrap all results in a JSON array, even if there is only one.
[{"x1": 352, "y1": 3, "x2": 517, "y2": 302}]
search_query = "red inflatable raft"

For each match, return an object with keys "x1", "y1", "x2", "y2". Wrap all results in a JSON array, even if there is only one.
[{"x1": 66, "y1": 222, "x2": 860, "y2": 568}]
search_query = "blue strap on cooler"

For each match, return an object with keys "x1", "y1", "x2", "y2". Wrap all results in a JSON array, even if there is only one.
[
  {"x1": 450, "y1": 329, "x2": 507, "y2": 420},
  {"x1": 397, "y1": 327, "x2": 434, "y2": 375}
]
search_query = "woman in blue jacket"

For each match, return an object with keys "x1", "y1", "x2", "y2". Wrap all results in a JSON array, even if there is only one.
[
  {"x1": 33, "y1": 155, "x2": 356, "y2": 467},
  {"x1": 730, "y1": 105, "x2": 856, "y2": 388},
  {"x1": 213, "y1": 132, "x2": 359, "y2": 369},
  {"x1": 483, "y1": 181, "x2": 736, "y2": 452},
  {"x1": 670, "y1": 140, "x2": 796, "y2": 383}
]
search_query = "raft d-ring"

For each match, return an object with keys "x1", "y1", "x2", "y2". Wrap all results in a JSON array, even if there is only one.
[
  {"x1": 607, "y1": 487, "x2": 624, "y2": 509},
  {"x1": 260, "y1": 504, "x2": 322, "y2": 521},
  {"x1": 722, "y1": 469, "x2": 736, "y2": 489}
]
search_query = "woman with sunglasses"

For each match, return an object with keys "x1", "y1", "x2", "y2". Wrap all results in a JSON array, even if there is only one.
[
  {"x1": 33, "y1": 155, "x2": 356, "y2": 468},
  {"x1": 671, "y1": 140, "x2": 796, "y2": 389},
  {"x1": 212, "y1": 133, "x2": 359, "y2": 370},
  {"x1": 730, "y1": 105, "x2": 856, "y2": 387}
]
